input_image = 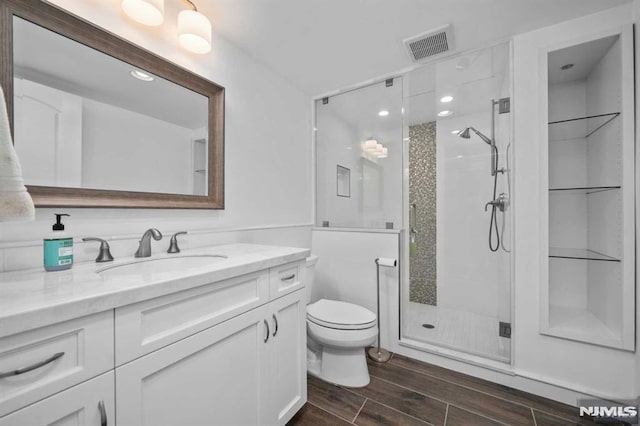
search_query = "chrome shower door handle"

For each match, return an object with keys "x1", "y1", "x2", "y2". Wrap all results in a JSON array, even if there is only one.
[{"x1": 409, "y1": 203, "x2": 417, "y2": 234}]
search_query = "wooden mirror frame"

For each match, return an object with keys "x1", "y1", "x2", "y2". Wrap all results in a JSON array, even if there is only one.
[{"x1": 0, "y1": 0, "x2": 225, "y2": 209}]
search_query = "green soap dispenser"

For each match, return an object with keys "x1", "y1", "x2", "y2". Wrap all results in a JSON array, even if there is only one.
[{"x1": 44, "y1": 213, "x2": 73, "y2": 271}]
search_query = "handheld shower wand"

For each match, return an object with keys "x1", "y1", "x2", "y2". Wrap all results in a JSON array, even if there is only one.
[{"x1": 458, "y1": 99, "x2": 509, "y2": 252}]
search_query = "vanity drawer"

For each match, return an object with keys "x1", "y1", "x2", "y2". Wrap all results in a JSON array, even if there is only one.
[
  {"x1": 0, "y1": 310, "x2": 114, "y2": 417},
  {"x1": 115, "y1": 270, "x2": 269, "y2": 365},
  {"x1": 269, "y1": 260, "x2": 305, "y2": 299}
]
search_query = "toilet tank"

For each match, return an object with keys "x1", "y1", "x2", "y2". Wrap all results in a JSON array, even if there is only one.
[{"x1": 304, "y1": 255, "x2": 318, "y2": 305}]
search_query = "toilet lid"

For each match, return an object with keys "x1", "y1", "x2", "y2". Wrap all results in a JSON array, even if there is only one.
[{"x1": 307, "y1": 299, "x2": 377, "y2": 330}]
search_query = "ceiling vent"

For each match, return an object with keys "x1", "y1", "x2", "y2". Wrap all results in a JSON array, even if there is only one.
[{"x1": 403, "y1": 25, "x2": 455, "y2": 62}]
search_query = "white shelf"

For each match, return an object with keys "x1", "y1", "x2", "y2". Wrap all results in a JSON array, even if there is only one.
[
  {"x1": 544, "y1": 305, "x2": 623, "y2": 348},
  {"x1": 549, "y1": 247, "x2": 619, "y2": 262},
  {"x1": 543, "y1": 29, "x2": 634, "y2": 352},
  {"x1": 548, "y1": 112, "x2": 619, "y2": 141}
]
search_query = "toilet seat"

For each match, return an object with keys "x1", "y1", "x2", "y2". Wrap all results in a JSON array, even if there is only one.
[{"x1": 307, "y1": 299, "x2": 376, "y2": 330}]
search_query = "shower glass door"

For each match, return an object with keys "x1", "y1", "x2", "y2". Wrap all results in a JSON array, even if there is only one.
[{"x1": 401, "y1": 42, "x2": 513, "y2": 363}]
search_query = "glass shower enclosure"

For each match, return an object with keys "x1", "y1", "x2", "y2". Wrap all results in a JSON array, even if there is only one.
[
  {"x1": 314, "y1": 42, "x2": 513, "y2": 364},
  {"x1": 401, "y1": 42, "x2": 513, "y2": 363}
]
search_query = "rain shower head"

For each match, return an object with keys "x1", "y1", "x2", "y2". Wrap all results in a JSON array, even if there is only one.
[
  {"x1": 458, "y1": 128, "x2": 471, "y2": 139},
  {"x1": 458, "y1": 127, "x2": 492, "y2": 145}
]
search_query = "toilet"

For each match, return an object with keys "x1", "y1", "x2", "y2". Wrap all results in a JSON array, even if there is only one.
[{"x1": 304, "y1": 255, "x2": 378, "y2": 387}]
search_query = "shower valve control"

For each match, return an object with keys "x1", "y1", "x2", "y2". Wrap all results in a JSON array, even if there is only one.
[{"x1": 485, "y1": 193, "x2": 509, "y2": 212}]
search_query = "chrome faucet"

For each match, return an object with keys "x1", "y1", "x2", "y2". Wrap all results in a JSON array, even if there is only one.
[{"x1": 135, "y1": 228, "x2": 163, "y2": 258}]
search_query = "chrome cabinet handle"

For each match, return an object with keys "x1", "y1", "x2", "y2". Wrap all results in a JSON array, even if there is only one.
[
  {"x1": 272, "y1": 314, "x2": 278, "y2": 337},
  {"x1": 281, "y1": 274, "x2": 295, "y2": 282},
  {"x1": 0, "y1": 352, "x2": 64, "y2": 379},
  {"x1": 98, "y1": 400, "x2": 107, "y2": 426},
  {"x1": 263, "y1": 319, "x2": 270, "y2": 343}
]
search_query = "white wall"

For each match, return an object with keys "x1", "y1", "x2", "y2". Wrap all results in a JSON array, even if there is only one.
[
  {"x1": 434, "y1": 111, "x2": 511, "y2": 320},
  {"x1": 513, "y1": 3, "x2": 638, "y2": 400},
  {"x1": 0, "y1": 0, "x2": 312, "y2": 271}
]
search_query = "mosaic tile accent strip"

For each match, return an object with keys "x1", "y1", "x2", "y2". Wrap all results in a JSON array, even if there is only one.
[{"x1": 409, "y1": 122, "x2": 437, "y2": 305}]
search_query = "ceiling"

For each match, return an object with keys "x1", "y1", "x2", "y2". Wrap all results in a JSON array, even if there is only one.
[{"x1": 193, "y1": 0, "x2": 630, "y2": 95}]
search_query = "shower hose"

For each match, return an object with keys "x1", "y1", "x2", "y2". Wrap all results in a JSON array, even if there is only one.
[{"x1": 489, "y1": 145, "x2": 500, "y2": 252}]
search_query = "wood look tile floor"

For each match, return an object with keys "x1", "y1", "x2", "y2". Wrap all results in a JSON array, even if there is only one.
[{"x1": 288, "y1": 351, "x2": 600, "y2": 426}]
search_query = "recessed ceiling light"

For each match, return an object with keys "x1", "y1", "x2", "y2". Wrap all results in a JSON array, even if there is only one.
[
  {"x1": 378, "y1": 110, "x2": 389, "y2": 117},
  {"x1": 130, "y1": 69, "x2": 154, "y2": 81},
  {"x1": 561, "y1": 63, "x2": 574, "y2": 70},
  {"x1": 437, "y1": 110, "x2": 453, "y2": 117},
  {"x1": 440, "y1": 95, "x2": 453, "y2": 103},
  {"x1": 451, "y1": 129, "x2": 460, "y2": 134}
]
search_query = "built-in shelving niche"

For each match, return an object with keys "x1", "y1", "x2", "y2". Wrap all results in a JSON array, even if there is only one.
[{"x1": 542, "y1": 27, "x2": 634, "y2": 351}]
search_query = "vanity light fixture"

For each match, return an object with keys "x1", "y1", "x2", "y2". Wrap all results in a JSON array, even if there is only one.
[
  {"x1": 440, "y1": 95, "x2": 453, "y2": 103},
  {"x1": 437, "y1": 110, "x2": 453, "y2": 117},
  {"x1": 0, "y1": 86, "x2": 34, "y2": 221},
  {"x1": 130, "y1": 69, "x2": 154, "y2": 81},
  {"x1": 364, "y1": 138, "x2": 378, "y2": 151},
  {"x1": 378, "y1": 110, "x2": 389, "y2": 117},
  {"x1": 178, "y1": 0, "x2": 212, "y2": 54},
  {"x1": 121, "y1": 0, "x2": 164, "y2": 26}
]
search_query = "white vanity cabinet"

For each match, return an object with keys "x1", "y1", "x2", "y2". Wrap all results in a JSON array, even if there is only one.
[
  {"x1": 0, "y1": 247, "x2": 309, "y2": 426},
  {"x1": 115, "y1": 288, "x2": 306, "y2": 426}
]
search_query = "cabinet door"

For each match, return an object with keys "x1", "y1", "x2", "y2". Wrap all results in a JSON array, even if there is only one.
[
  {"x1": 0, "y1": 371, "x2": 114, "y2": 426},
  {"x1": 116, "y1": 304, "x2": 269, "y2": 426},
  {"x1": 264, "y1": 290, "x2": 306, "y2": 425}
]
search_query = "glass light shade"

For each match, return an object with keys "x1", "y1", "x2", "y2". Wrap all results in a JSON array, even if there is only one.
[
  {"x1": 178, "y1": 10, "x2": 212, "y2": 54},
  {"x1": 122, "y1": 0, "x2": 164, "y2": 26},
  {"x1": 364, "y1": 139, "x2": 378, "y2": 151}
]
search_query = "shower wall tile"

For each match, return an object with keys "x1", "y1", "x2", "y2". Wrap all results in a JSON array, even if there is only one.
[{"x1": 409, "y1": 122, "x2": 437, "y2": 305}]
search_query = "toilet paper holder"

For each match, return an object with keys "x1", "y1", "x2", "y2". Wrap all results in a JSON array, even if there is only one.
[{"x1": 368, "y1": 257, "x2": 397, "y2": 363}]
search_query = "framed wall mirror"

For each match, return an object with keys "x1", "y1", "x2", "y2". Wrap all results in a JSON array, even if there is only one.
[{"x1": 0, "y1": 0, "x2": 225, "y2": 209}]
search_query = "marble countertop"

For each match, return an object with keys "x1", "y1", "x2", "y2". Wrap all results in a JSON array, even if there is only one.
[{"x1": 0, "y1": 243, "x2": 310, "y2": 338}]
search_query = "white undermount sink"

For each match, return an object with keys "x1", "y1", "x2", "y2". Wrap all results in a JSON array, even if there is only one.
[{"x1": 97, "y1": 254, "x2": 227, "y2": 278}]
